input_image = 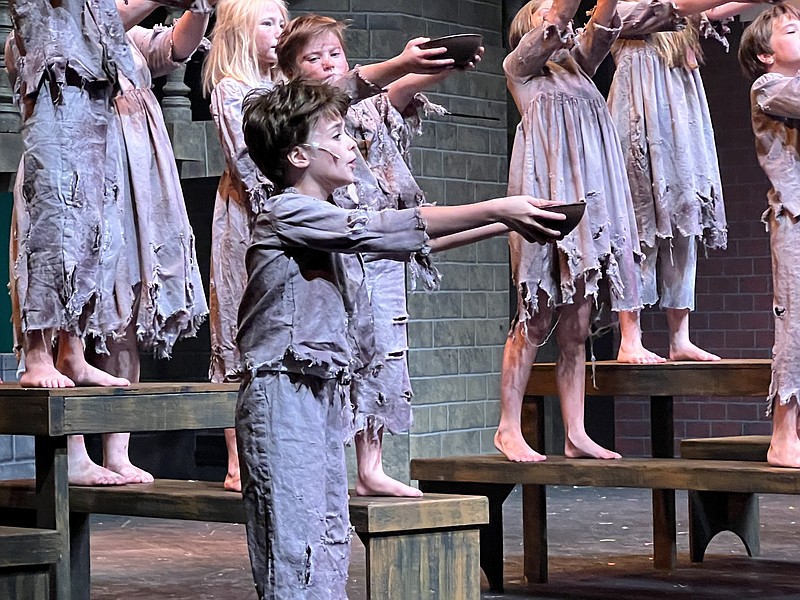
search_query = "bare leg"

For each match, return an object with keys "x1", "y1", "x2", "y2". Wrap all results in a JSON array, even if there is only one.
[
  {"x1": 90, "y1": 324, "x2": 153, "y2": 484},
  {"x1": 67, "y1": 434, "x2": 126, "y2": 486},
  {"x1": 495, "y1": 295, "x2": 554, "y2": 462},
  {"x1": 768, "y1": 398, "x2": 800, "y2": 467},
  {"x1": 557, "y1": 293, "x2": 621, "y2": 459},
  {"x1": 666, "y1": 308, "x2": 720, "y2": 361},
  {"x1": 617, "y1": 310, "x2": 666, "y2": 364},
  {"x1": 223, "y1": 428, "x2": 241, "y2": 492},
  {"x1": 19, "y1": 329, "x2": 75, "y2": 388},
  {"x1": 354, "y1": 427, "x2": 422, "y2": 497},
  {"x1": 55, "y1": 332, "x2": 130, "y2": 386}
]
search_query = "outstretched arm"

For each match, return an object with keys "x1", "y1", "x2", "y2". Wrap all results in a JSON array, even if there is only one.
[
  {"x1": 420, "y1": 196, "x2": 564, "y2": 244},
  {"x1": 674, "y1": 0, "x2": 765, "y2": 16},
  {"x1": 358, "y1": 38, "x2": 455, "y2": 89}
]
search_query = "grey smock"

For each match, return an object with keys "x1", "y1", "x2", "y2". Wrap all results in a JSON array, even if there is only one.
[
  {"x1": 235, "y1": 189, "x2": 429, "y2": 600},
  {"x1": 750, "y1": 72, "x2": 800, "y2": 412},
  {"x1": 338, "y1": 92, "x2": 443, "y2": 438},
  {"x1": 506, "y1": 14, "x2": 643, "y2": 323},
  {"x1": 8, "y1": 3, "x2": 207, "y2": 357},
  {"x1": 608, "y1": 0, "x2": 727, "y2": 306}
]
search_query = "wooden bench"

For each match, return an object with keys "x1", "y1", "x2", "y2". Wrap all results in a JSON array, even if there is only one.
[
  {"x1": 680, "y1": 435, "x2": 770, "y2": 563},
  {"x1": 0, "y1": 526, "x2": 62, "y2": 600},
  {"x1": 410, "y1": 454, "x2": 800, "y2": 591},
  {"x1": 0, "y1": 479, "x2": 488, "y2": 600},
  {"x1": 522, "y1": 359, "x2": 771, "y2": 580}
]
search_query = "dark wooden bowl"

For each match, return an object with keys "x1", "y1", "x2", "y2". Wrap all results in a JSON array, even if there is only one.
[
  {"x1": 542, "y1": 202, "x2": 586, "y2": 237},
  {"x1": 419, "y1": 34, "x2": 483, "y2": 67}
]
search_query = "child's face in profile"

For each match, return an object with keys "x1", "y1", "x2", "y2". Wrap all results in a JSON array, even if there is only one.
[
  {"x1": 256, "y1": 2, "x2": 286, "y2": 71},
  {"x1": 764, "y1": 15, "x2": 800, "y2": 75},
  {"x1": 301, "y1": 113, "x2": 358, "y2": 193},
  {"x1": 293, "y1": 31, "x2": 350, "y2": 84}
]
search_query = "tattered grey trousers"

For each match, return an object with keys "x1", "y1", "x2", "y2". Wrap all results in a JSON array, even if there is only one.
[{"x1": 236, "y1": 371, "x2": 351, "y2": 600}]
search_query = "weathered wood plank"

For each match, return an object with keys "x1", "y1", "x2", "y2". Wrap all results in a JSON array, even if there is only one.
[
  {"x1": 681, "y1": 435, "x2": 770, "y2": 461},
  {"x1": 0, "y1": 383, "x2": 239, "y2": 435},
  {"x1": 411, "y1": 455, "x2": 800, "y2": 494},
  {"x1": 348, "y1": 494, "x2": 487, "y2": 533},
  {"x1": 0, "y1": 527, "x2": 61, "y2": 567},
  {"x1": 525, "y1": 359, "x2": 771, "y2": 397}
]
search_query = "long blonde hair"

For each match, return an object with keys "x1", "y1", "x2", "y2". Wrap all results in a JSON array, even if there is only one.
[
  {"x1": 202, "y1": 0, "x2": 289, "y2": 95},
  {"x1": 649, "y1": 19, "x2": 703, "y2": 69},
  {"x1": 508, "y1": 0, "x2": 546, "y2": 50}
]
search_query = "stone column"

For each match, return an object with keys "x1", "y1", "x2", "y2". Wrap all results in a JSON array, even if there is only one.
[{"x1": 0, "y1": 0, "x2": 20, "y2": 133}]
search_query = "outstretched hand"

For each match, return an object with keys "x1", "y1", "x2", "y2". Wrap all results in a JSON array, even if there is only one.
[
  {"x1": 459, "y1": 46, "x2": 485, "y2": 71},
  {"x1": 399, "y1": 37, "x2": 456, "y2": 74},
  {"x1": 496, "y1": 196, "x2": 566, "y2": 244}
]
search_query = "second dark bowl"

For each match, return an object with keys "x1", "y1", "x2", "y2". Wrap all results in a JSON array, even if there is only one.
[{"x1": 541, "y1": 202, "x2": 586, "y2": 237}]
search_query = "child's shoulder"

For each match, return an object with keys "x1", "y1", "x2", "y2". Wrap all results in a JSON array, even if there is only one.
[{"x1": 753, "y1": 72, "x2": 789, "y2": 91}]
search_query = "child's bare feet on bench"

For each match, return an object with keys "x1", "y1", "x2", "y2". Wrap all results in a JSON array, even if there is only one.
[
  {"x1": 224, "y1": 468, "x2": 241, "y2": 492},
  {"x1": 669, "y1": 340, "x2": 720, "y2": 362},
  {"x1": 68, "y1": 436, "x2": 126, "y2": 486},
  {"x1": 104, "y1": 433, "x2": 154, "y2": 484},
  {"x1": 565, "y1": 432, "x2": 621, "y2": 459},
  {"x1": 355, "y1": 469, "x2": 423, "y2": 497},
  {"x1": 768, "y1": 400, "x2": 800, "y2": 467},
  {"x1": 667, "y1": 308, "x2": 720, "y2": 362},
  {"x1": 494, "y1": 428, "x2": 547, "y2": 462}
]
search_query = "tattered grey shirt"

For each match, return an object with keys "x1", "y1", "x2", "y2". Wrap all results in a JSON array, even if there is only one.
[
  {"x1": 237, "y1": 190, "x2": 430, "y2": 382},
  {"x1": 751, "y1": 72, "x2": 800, "y2": 409}
]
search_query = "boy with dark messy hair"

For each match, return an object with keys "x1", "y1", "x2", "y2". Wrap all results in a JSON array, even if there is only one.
[
  {"x1": 739, "y1": 3, "x2": 800, "y2": 468},
  {"x1": 236, "y1": 78, "x2": 563, "y2": 599}
]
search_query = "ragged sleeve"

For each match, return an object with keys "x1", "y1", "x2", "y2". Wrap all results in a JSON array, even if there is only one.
[
  {"x1": 210, "y1": 78, "x2": 273, "y2": 214},
  {"x1": 503, "y1": 21, "x2": 573, "y2": 82},
  {"x1": 753, "y1": 72, "x2": 800, "y2": 120},
  {"x1": 127, "y1": 24, "x2": 206, "y2": 79},
  {"x1": 617, "y1": 0, "x2": 685, "y2": 38},
  {"x1": 572, "y1": 13, "x2": 621, "y2": 77}
]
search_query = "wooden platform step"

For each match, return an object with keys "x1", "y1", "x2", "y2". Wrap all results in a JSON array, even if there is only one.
[
  {"x1": 680, "y1": 435, "x2": 772, "y2": 563},
  {"x1": 681, "y1": 435, "x2": 770, "y2": 462},
  {"x1": 0, "y1": 526, "x2": 61, "y2": 568}
]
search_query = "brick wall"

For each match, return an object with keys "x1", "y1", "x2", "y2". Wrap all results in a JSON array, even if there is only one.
[{"x1": 615, "y1": 20, "x2": 774, "y2": 456}]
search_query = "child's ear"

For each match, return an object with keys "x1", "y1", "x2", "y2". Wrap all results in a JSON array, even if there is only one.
[
  {"x1": 287, "y1": 144, "x2": 310, "y2": 169},
  {"x1": 757, "y1": 52, "x2": 775, "y2": 68}
]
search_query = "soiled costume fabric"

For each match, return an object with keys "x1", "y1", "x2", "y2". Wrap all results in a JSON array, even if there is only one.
[
  {"x1": 336, "y1": 93, "x2": 442, "y2": 438},
  {"x1": 8, "y1": 0, "x2": 135, "y2": 346},
  {"x1": 505, "y1": 14, "x2": 642, "y2": 323},
  {"x1": 208, "y1": 77, "x2": 274, "y2": 383},
  {"x1": 236, "y1": 189, "x2": 430, "y2": 599},
  {"x1": 209, "y1": 70, "x2": 383, "y2": 383},
  {"x1": 608, "y1": 0, "x2": 727, "y2": 309},
  {"x1": 9, "y1": 2, "x2": 207, "y2": 357},
  {"x1": 749, "y1": 73, "x2": 800, "y2": 413}
]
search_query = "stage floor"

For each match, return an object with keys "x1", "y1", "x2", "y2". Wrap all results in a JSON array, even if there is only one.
[{"x1": 89, "y1": 486, "x2": 800, "y2": 599}]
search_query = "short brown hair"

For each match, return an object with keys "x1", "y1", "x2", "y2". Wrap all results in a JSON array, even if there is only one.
[
  {"x1": 276, "y1": 14, "x2": 348, "y2": 78},
  {"x1": 739, "y1": 4, "x2": 800, "y2": 80},
  {"x1": 242, "y1": 79, "x2": 350, "y2": 190}
]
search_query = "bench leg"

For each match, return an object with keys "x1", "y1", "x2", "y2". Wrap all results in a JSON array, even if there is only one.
[
  {"x1": 650, "y1": 395, "x2": 677, "y2": 571},
  {"x1": 36, "y1": 435, "x2": 71, "y2": 600},
  {"x1": 522, "y1": 484, "x2": 547, "y2": 584},
  {"x1": 688, "y1": 491, "x2": 760, "y2": 562},
  {"x1": 417, "y1": 481, "x2": 514, "y2": 592},
  {"x1": 358, "y1": 527, "x2": 481, "y2": 600},
  {"x1": 70, "y1": 513, "x2": 91, "y2": 600}
]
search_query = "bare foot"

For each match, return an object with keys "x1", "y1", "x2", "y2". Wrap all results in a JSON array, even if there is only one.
[
  {"x1": 19, "y1": 363, "x2": 75, "y2": 388},
  {"x1": 355, "y1": 470, "x2": 423, "y2": 497},
  {"x1": 105, "y1": 459, "x2": 154, "y2": 484},
  {"x1": 69, "y1": 455, "x2": 126, "y2": 486},
  {"x1": 617, "y1": 341, "x2": 666, "y2": 364},
  {"x1": 224, "y1": 469, "x2": 241, "y2": 493},
  {"x1": 57, "y1": 354, "x2": 130, "y2": 386},
  {"x1": 768, "y1": 443, "x2": 800, "y2": 468},
  {"x1": 494, "y1": 429, "x2": 547, "y2": 462},
  {"x1": 669, "y1": 341, "x2": 720, "y2": 362},
  {"x1": 565, "y1": 432, "x2": 621, "y2": 459}
]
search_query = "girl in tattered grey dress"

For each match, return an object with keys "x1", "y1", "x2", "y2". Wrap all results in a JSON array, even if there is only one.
[
  {"x1": 739, "y1": 3, "x2": 800, "y2": 467},
  {"x1": 202, "y1": 0, "x2": 289, "y2": 493},
  {"x1": 608, "y1": 0, "x2": 739, "y2": 363},
  {"x1": 496, "y1": 0, "x2": 643, "y2": 462},
  {"x1": 7, "y1": 0, "x2": 210, "y2": 485}
]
